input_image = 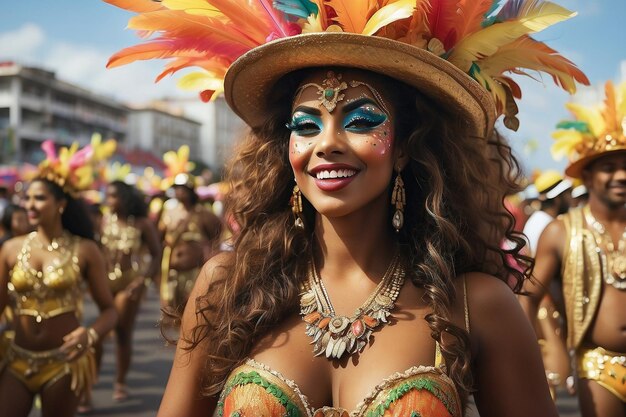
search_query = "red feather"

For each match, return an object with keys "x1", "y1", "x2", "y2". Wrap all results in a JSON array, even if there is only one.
[{"x1": 427, "y1": 0, "x2": 458, "y2": 49}]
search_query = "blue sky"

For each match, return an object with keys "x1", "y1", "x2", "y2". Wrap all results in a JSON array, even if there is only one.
[{"x1": 1, "y1": 0, "x2": 625, "y2": 174}]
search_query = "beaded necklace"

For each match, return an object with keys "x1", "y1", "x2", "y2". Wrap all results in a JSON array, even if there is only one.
[{"x1": 300, "y1": 252, "x2": 405, "y2": 359}]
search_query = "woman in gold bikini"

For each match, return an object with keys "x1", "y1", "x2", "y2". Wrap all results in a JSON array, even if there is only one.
[
  {"x1": 101, "y1": 180, "x2": 161, "y2": 401},
  {"x1": 0, "y1": 141, "x2": 117, "y2": 417},
  {"x1": 106, "y1": 0, "x2": 588, "y2": 415}
]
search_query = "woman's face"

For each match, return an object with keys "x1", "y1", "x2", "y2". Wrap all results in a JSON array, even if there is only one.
[
  {"x1": 288, "y1": 69, "x2": 401, "y2": 218},
  {"x1": 24, "y1": 181, "x2": 64, "y2": 228},
  {"x1": 11, "y1": 209, "x2": 29, "y2": 236},
  {"x1": 105, "y1": 184, "x2": 121, "y2": 213}
]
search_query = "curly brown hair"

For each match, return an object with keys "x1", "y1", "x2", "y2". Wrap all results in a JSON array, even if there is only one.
[{"x1": 182, "y1": 70, "x2": 530, "y2": 411}]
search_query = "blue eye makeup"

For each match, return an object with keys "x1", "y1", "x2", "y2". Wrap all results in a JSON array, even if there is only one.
[
  {"x1": 343, "y1": 106, "x2": 388, "y2": 132},
  {"x1": 286, "y1": 112, "x2": 323, "y2": 136}
]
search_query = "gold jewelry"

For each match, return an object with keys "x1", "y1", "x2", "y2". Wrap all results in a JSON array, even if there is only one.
[
  {"x1": 30, "y1": 231, "x2": 72, "y2": 252},
  {"x1": 87, "y1": 328, "x2": 100, "y2": 347},
  {"x1": 300, "y1": 251, "x2": 405, "y2": 359},
  {"x1": 583, "y1": 205, "x2": 626, "y2": 290},
  {"x1": 391, "y1": 166, "x2": 405, "y2": 232},
  {"x1": 293, "y1": 71, "x2": 390, "y2": 115},
  {"x1": 291, "y1": 184, "x2": 305, "y2": 230}
]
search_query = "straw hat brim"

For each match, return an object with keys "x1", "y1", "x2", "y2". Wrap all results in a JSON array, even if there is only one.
[
  {"x1": 224, "y1": 33, "x2": 496, "y2": 138},
  {"x1": 565, "y1": 147, "x2": 626, "y2": 178}
]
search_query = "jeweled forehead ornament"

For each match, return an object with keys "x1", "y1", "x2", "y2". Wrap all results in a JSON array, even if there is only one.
[{"x1": 293, "y1": 71, "x2": 390, "y2": 114}]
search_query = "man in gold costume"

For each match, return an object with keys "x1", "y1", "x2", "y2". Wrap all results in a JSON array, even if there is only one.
[
  {"x1": 159, "y1": 172, "x2": 222, "y2": 312},
  {"x1": 522, "y1": 81, "x2": 626, "y2": 417}
]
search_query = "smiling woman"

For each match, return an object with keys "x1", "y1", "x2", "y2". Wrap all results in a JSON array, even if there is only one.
[
  {"x1": 0, "y1": 142, "x2": 117, "y2": 417},
  {"x1": 103, "y1": 1, "x2": 589, "y2": 416}
]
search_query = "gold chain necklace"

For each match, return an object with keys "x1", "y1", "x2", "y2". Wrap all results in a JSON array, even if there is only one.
[
  {"x1": 300, "y1": 252, "x2": 405, "y2": 359},
  {"x1": 30, "y1": 231, "x2": 72, "y2": 253},
  {"x1": 583, "y1": 205, "x2": 626, "y2": 290}
]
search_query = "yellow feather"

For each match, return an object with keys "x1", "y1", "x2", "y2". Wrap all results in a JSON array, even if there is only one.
[
  {"x1": 475, "y1": 37, "x2": 587, "y2": 95},
  {"x1": 617, "y1": 81, "x2": 626, "y2": 120},
  {"x1": 449, "y1": 2, "x2": 576, "y2": 72},
  {"x1": 162, "y1": 0, "x2": 222, "y2": 17},
  {"x1": 565, "y1": 102, "x2": 605, "y2": 138},
  {"x1": 551, "y1": 130, "x2": 583, "y2": 160},
  {"x1": 302, "y1": 13, "x2": 324, "y2": 33},
  {"x1": 177, "y1": 71, "x2": 224, "y2": 92},
  {"x1": 362, "y1": 0, "x2": 415, "y2": 36},
  {"x1": 473, "y1": 71, "x2": 507, "y2": 112},
  {"x1": 328, "y1": 0, "x2": 377, "y2": 33}
]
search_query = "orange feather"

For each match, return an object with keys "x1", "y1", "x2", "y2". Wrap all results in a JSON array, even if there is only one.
[
  {"x1": 602, "y1": 81, "x2": 618, "y2": 133},
  {"x1": 453, "y1": 0, "x2": 494, "y2": 44},
  {"x1": 103, "y1": 0, "x2": 163, "y2": 13},
  {"x1": 328, "y1": 0, "x2": 377, "y2": 33},
  {"x1": 476, "y1": 36, "x2": 589, "y2": 94}
]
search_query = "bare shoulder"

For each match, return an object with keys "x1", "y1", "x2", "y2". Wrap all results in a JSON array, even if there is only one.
[
  {"x1": 455, "y1": 272, "x2": 522, "y2": 333},
  {"x1": 76, "y1": 237, "x2": 100, "y2": 255},
  {"x1": 191, "y1": 251, "x2": 233, "y2": 296},
  {"x1": 541, "y1": 218, "x2": 566, "y2": 244}
]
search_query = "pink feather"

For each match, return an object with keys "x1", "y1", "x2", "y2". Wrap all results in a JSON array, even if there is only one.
[
  {"x1": 69, "y1": 145, "x2": 94, "y2": 170},
  {"x1": 41, "y1": 140, "x2": 57, "y2": 162}
]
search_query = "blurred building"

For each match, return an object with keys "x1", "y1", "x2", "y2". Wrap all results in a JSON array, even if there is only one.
[
  {"x1": 149, "y1": 97, "x2": 245, "y2": 173},
  {"x1": 127, "y1": 106, "x2": 201, "y2": 158},
  {"x1": 0, "y1": 61, "x2": 127, "y2": 164},
  {"x1": 0, "y1": 61, "x2": 242, "y2": 172}
]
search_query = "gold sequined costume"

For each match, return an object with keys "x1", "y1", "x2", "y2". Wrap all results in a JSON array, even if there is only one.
[
  {"x1": 159, "y1": 201, "x2": 204, "y2": 308},
  {"x1": 101, "y1": 213, "x2": 143, "y2": 294},
  {"x1": 2, "y1": 232, "x2": 96, "y2": 395},
  {"x1": 561, "y1": 207, "x2": 626, "y2": 401}
]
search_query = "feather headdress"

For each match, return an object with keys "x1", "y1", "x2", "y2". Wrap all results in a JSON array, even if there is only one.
[
  {"x1": 35, "y1": 140, "x2": 96, "y2": 197},
  {"x1": 552, "y1": 81, "x2": 626, "y2": 178},
  {"x1": 161, "y1": 145, "x2": 196, "y2": 189},
  {"x1": 106, "y1": 0, "x2": 588, "y2": 132}
]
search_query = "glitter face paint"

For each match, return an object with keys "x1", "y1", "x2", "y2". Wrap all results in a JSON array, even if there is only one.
[{"x1": 287, "y1": 68, "x2": 399, "y2": 218}]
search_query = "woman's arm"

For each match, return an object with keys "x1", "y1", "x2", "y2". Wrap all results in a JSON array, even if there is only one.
[
  {"x1": 467, "y1": 273, "x2": 558, "y2": 417},
  {"x1": 519, "y1": 220, "x2": 565, "y2": 324},
  {"x1": 61, "y1": 239, "x2": 117, "y2": 358},
  {"x1": 0, "y1": 243, "x2": 10, "y2": 319},
  {"x1": 157, "y1": 254, "x2": 230, "y2": 417},
  {"x1": 140, "y1": 217, "x2": 163, "y2": 282}
]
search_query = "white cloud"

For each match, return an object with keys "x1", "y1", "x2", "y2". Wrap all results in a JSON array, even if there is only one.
[
  {"x1": 0, "y1": 23, "x2": 44, "y2": 61},
  {"x1": 620, "y1": 60, "x2": 626, "y2": 83},
  {"x1": 0, "y1": 24, "x2": 187, "y2": 104}
]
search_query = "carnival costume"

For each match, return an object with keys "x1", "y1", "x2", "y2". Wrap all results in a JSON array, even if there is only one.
[
  {"x1": 0, "y1": 141, "x2": 101, "y2": 396},
  {"x1": 159, "y1": 200, "x2": 205, "y2": 308},
  {"x1": 101, "y1": 213, "x2": 143, "y2": 294},
  {"x1": 107, "y1": 0, "x2": 587, "y2": 413},
  {"x1": 553, "y1": 81, "x2": 626, "y2": 402},
  {"x1": 158, "y1": 146, "x2": 205, "y2": 308}
]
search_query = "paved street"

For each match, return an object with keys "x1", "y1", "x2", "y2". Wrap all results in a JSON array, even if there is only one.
[{"x1": 24, "y1": 287, "x2": 582, "y2": 417}]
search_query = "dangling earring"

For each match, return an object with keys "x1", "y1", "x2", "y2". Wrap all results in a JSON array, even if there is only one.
[
  {"x1": 291, "y1": 184, "x2": 305, "y2": 230},
  {"x1": 391, "y1": 166, "x2": 405, "y2": 232}
]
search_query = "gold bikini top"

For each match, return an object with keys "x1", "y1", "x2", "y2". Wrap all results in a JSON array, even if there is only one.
[
  {"x1": 101, "y1": 213, "x2": 142, "y2": 255},
  {"x1": 8, "y1": 232, "x2": 82, "y2": 322}
]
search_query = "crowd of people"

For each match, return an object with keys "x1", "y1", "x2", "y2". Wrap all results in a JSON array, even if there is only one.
[
  {"x1": 0, "y1": 141, "x2": 226, "y2": 416},
  {"x1": 0, "y1": 0, "x2": 624, "y2": 416}
]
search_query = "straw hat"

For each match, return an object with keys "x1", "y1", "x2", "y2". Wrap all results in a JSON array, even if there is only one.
[
  {"x1": 107, "y1": 0, "x2": 588, "y2": 137},
  {"x1": 552, "y1": 81, "x2": 626, "y2": 178},
  {"x1": 224, "y1": 33, "x2": 494, "y2": 136}
]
